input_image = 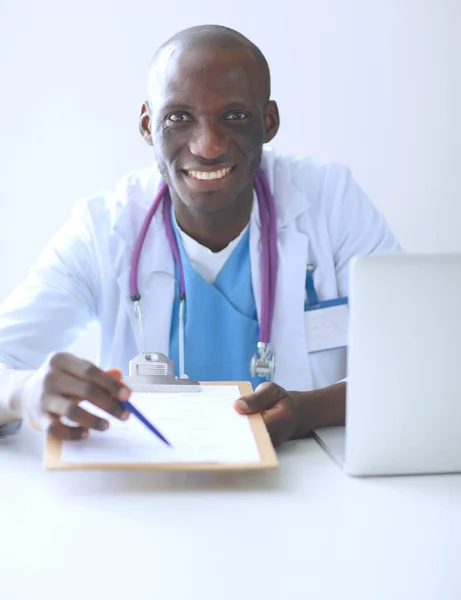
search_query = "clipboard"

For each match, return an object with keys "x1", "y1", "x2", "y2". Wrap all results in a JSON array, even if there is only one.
[{"x1": 44, "y1": 381, "x2": 278, "y2": 471}]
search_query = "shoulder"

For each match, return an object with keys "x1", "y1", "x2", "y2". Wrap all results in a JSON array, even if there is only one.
[
  {"x1": 261, "y1": 147, "x2": 355, "y2": 212},
  {"x1": 70, "y1": 165, "x2": 159, "y2": 228}
]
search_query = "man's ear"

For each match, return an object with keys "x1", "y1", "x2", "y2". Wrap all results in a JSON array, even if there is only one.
[
  {"x1": 264, "y1": 100, "x2": 280, "y2": 143},
  {"x1": 139, "y1": 102, "x2": 153, "y2": 146}
]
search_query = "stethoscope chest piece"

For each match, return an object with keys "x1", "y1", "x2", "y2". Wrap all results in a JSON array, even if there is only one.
[{"x1": 250, "y1": 342, "x2": 276, "y2": 381}]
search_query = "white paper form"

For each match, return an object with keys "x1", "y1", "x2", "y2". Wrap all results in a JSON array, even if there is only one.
[{"x1": 61, "y1": 385, "x2": 261, "y2": 464}]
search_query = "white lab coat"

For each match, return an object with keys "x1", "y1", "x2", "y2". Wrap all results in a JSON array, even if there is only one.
[{"x1": 0, "y1": 148, "x2": 401, "y2": 392}]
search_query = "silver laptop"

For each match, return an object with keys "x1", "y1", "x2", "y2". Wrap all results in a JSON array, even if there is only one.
[{"x1": 315, "y1": 254, "x2": 461, "y2": 476}]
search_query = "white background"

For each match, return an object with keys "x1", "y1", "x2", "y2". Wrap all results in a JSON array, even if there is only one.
[{"x1": 0, "y1": 0, "x2": 460, "y2": 357}]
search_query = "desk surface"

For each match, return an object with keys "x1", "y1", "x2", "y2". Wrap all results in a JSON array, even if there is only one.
[{"x1": 1, "y1": 428, "x2": 460, "y2": 600}]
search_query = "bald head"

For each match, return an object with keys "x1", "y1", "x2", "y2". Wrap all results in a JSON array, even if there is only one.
[
  {"x1": 139, "y1": 25, "x2": 279, "y2": 226},
  {"x1": 147, "y1": 25, "x2": 271, "y2": 104}
]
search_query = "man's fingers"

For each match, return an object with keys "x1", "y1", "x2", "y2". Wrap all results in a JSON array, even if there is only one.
[
  {"x1": 45, "y1": 395, "x2": 110, "y2": 431},
  {"x1": 47, "y1": 415, "x2": 89, "y2": 441},
  {"x1": 234, "y1": 382, "x2": 286, "y2": 414},
  {"x1": 49, "y1": 353, "x2": 131, "y2": 401},
  {"x1": 43, "y1": 371, "x2": 129, "y2": 421},
  {"x1": 106, "y1": 368, "x2": 123, "y2": 381},
  {"x1": 234, "y1": 384, "x2": 298, "y2": 447},
  {"x1": 261, "y1": 405, "x2": 294, "y2": 447}
]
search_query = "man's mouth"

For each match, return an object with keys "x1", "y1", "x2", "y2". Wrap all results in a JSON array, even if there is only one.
[{"x1": 185, "y1": 166, "x2": 233, "y2": 181}]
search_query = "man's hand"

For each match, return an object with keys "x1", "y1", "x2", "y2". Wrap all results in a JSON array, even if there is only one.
[
  {"x1": 234, "y1": 382, "x2": 301, "y2": 447},
  {"x1": 21, "y1": 353, "x2": 131, "y2": 440},
  {"x1": 234, "y1": 381, "x2": 347, "y2": 447}
]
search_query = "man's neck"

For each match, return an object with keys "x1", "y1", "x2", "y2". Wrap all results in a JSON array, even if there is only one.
[{"x1": 170, "y1": 185, "x2": 254, "y2": 252}]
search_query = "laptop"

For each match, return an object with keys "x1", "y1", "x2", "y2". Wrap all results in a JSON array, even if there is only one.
[{"x1": 314, "y1": 254, "x2": 461, "y2": 476}]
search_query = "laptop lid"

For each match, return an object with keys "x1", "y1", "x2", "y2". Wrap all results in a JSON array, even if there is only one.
[{"x1": 343, "y1": 254, "x2": 461, "y2": 476}]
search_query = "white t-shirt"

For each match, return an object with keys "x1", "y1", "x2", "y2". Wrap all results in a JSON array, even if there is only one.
[{"x1": 172, "y1": 213, "x2": 250, "y2": 285}]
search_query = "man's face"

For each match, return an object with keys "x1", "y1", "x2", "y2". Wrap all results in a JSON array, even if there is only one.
[{"x1": 141, "y1": 47, "x2": 279, "y2": 213}]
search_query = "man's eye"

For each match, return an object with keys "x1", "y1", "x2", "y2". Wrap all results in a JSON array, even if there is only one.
[
  {"x1": 225, "y1": 112, "x2": 248, "y2": 121},
  {"x1": 168, "y1": 113, "x2": 192, "y2": 122}
]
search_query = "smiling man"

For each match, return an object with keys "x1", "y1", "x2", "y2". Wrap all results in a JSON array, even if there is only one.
[
  {"x1": 143, "y1": 29, "x2": 278, "y2": 253},
  {"x1": 0, "y1": 25, "x2": 400, "y2": 446}
]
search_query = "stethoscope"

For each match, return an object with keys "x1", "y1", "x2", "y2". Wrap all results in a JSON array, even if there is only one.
[{"x1": 129, "y1": 168, "x2": 277, "y2": 381}]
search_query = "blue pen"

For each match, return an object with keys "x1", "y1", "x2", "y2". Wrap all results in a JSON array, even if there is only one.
[
  {"x1": 120, "y1": 401, "x2": 172, "y2": 447},
  {"x1": 305, "y1": 264, "x2": 319, "y2": 308}
]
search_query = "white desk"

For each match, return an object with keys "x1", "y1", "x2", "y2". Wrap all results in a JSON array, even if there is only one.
[{"x1": 1, "y1": 428, "x2": 460, "y2": 600}]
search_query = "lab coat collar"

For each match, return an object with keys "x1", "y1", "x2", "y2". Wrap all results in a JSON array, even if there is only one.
[
  {"x1": 112, "y1": 150, "x2": 312, "y2": 384},
  {"x1": 113, "y1": 167, "x2": 175, "y2": 356},
  {"x1": 112, "y1": 166, "x2": 176, "y2": 277},
  {"x1": 113, "y1": 166, "x2": 162, "y2": 250},
  {"x1": 259, "y1": 148, "x2": 311, "y2": 229},
  {"x1": 113, "y1": 148, "x2": 311, "y2": 250},
  {"x1": 250, "y1": 150, "x2": 313, "y2": 390}
]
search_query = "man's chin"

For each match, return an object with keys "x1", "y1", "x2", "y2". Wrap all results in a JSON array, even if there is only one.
[
  {"x1": 172, "y1": 173, "x2": 241, "y2": 213},
  {"x1": 177, "y1": 192, "x2": 235, "y2": 215}
]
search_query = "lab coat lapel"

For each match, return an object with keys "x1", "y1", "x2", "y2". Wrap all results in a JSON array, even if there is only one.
[
  {"x1": 250, "y1": 159, "x2": 313, "y2": 391},
  {"x1": 113, "y1": 177, "x2": 176, "y2": 356},
  {"x1": 113, "y1": 157, "x2": 313, "y2": 387}
]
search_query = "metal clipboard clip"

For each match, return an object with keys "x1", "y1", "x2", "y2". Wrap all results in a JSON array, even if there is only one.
[{"x1": 123, "y1": 353, "x2": 201, "y2": 393}]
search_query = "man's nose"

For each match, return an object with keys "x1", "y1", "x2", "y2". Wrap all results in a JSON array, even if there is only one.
[{"x1": 189, "y1": 122, "x2": 228, "y2": 160}]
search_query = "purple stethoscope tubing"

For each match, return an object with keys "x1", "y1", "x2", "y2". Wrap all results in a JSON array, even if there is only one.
[{"x1": 129, "y1": 169, "x2": 277, "y2": 376}]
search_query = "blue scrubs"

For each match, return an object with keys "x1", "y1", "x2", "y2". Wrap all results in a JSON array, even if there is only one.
[{"x1": 169, "y1": 223, "x2": 266, "y2": 389}]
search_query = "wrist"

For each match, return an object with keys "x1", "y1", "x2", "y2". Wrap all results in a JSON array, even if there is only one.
[
  {"x1": 0, "y1": 369, "x2": 36, "y2": 424},
  {"x1": 290, "y1": 382, "x2": 346, "y2": 439},
  {"x1": 20, "y1": 368, "x2": 50, "y2": 430}
]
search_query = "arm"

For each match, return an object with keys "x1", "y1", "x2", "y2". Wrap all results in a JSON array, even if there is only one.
[
  {"x1": 234, "y1": 166, "x2": 401, "y2": 445},
  {"x1": 306, "y1": 166, "x2": 402, "y2": 387},
  {"x1": 0, "y1": 200, "x2": 134, "y2": 440},
  {"x1": 235, "y1": 382, "x2": 345, "y2": 447},
  {"x1": 326, "y1": 164, "x2": 403, "y2": 296},
  {"x1": 290, "y1": 382, "x2": 346, "y2": 437},
  {"x1": 286, "y1": 168, "x2": 399, "y2": 436},
  {"x1": 0, "y1": 200, "x2": 100, "y2": 429},
  {"x1": 0, "y1": 353, "x2": 133, "y2": 440}
]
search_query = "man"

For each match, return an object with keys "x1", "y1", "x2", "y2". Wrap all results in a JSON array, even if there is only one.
[{"x1": 0, "y1": 25, "x2": 400, "y2": 446}]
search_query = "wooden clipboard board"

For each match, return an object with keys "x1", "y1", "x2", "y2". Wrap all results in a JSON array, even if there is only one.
[{"x1": 44, "y1": 381, "x2": 278, "y2": 471}]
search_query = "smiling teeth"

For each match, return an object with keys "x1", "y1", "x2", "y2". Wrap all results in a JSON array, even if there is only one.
[{"x1": 187, "y1": 168, "x2": 232, "y2": 180}]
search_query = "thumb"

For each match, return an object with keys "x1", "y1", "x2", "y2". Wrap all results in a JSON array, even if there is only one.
[{"x1": 234, "y1": 382, "x2": 283, "y2": 415}]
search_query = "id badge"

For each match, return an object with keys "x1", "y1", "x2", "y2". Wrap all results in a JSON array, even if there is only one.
[
  {"x1": 304, "y1": 265, "x2": 348, "y2": 353},
  {"x1": 304, "y1": 298, "x2": 349, "y2": 353}
]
